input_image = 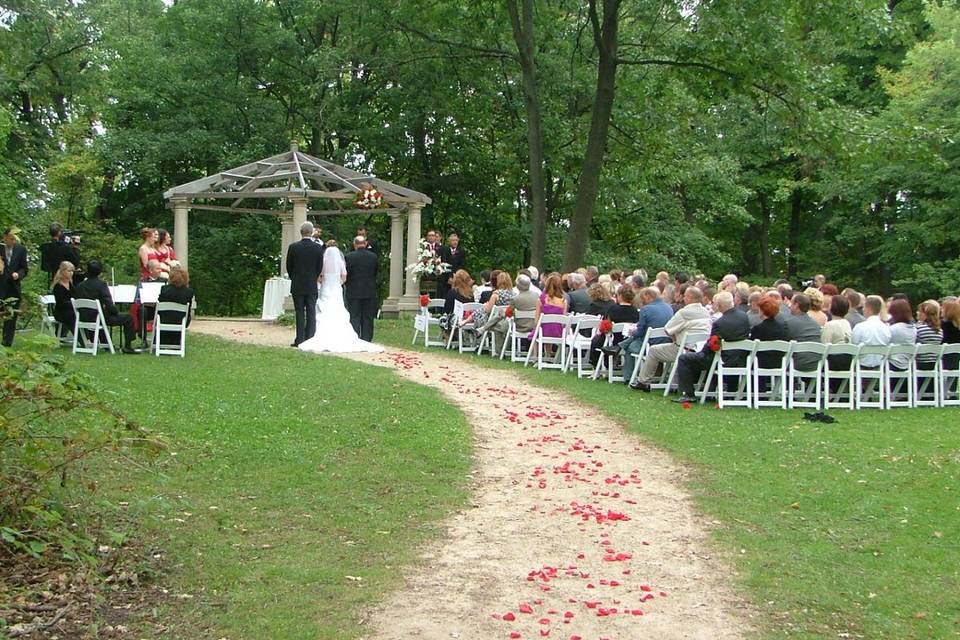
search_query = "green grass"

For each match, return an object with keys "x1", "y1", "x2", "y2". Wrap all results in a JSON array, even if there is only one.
[
  {"x1": 379, "y1": 317, "x2": 960, "y2": 639},
  {"x1": 65, "y1": 334, "x2": 472, "y2": 640}
]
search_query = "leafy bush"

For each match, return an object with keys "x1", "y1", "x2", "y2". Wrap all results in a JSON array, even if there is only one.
[{"x1": 0, "y1": 335, "x2": 160, "y2": 561}]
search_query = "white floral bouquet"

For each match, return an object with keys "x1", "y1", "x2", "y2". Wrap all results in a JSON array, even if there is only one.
[
  {"x1": 353, "y1": 184, "x2": 383, "y2": 209},
  {"x1": 406, "y1": 238, "x2": 449, "y2": 278}
]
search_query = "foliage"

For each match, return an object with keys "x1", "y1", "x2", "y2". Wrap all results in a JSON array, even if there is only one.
[{"x1": 0, "y1": 334, "x2": 159, "y2": 562}]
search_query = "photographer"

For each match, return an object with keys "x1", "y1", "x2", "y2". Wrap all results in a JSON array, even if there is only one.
[{"x1": 39, "y1": 223, "x2": 80, "y2": 286}]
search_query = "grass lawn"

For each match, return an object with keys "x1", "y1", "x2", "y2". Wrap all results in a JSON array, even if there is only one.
[
  {"x1": 378, "y1": 317, "x2": 960, "y2": 639},
  {"x1": 65, "y1": 334, "x2": 472, "y2": 639}
]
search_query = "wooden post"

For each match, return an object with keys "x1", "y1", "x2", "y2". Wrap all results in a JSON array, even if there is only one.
[
  {"x1": 401, "y1": 203, "x2": 422, "y2": 311},
  {"x1": 381, "y1": 211, "x2": 406, "y2": 317},
  {"x1": 173, "y1": 199, "x2": 190, "y2": 270}
]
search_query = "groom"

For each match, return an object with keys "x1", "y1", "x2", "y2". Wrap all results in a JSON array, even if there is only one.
[
  {"x1": 285, "y1": 221, "x2": 325, "y2": 347},
  {"x1": 344, "y1": 235, "x2": 378, "y2": 341}
]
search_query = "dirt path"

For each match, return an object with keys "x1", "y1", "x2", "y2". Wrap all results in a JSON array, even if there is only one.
[{"x1": 192, "y1": 319, "x2": 753, "y2": 640}]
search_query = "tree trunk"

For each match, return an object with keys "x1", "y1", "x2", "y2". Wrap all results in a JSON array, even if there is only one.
[
  {"x1": 506, "y1": 0, "x2": 547, "y2": 270},
  {"x1": 94, "y1": 169, "x2": 116, "y2": 222},
  {"x1": 758, "y1": 192, "x2": 772, "y2": 276},
  {"x1": 562, "y1": 0, "x2": 620, "y2": 271},
  {"x1": 787, "y1": 185, "x2": 803, "y2": 278}
]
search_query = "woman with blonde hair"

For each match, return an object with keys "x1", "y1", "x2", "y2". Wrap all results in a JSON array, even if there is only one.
[
  {"x1": 804, "y1": 287, "x2": 828, "y2": 326},
  {"x1": 51, "y1": 260, "x2": 76, "y2": 337},
  {"x1": 473, "y1": 271, "x2": 515, "y2": 330}
]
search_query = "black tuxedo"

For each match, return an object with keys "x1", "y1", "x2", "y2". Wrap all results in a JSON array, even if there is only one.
[
  {"x1": 344, "y1": 248, "x2": 379, "y2": 341},
  {"x1": 75, "y1": 276, "x2": 135, "y2": 348},
  {"x1": 437, "y1": 244, "x2": 467, "y2": 299},
  {"x1": 1, "y1": 243, "x2": 28, "y2": 346},
  {"x1": 285, "y1": 238, "x2": 325, "y2": 345},
  {"x1": 676, "y1": 307, "x2": 751, "y2": 397}
]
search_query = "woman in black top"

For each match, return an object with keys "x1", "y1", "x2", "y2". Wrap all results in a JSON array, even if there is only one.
[
  {"x1": 439, "y1": 269, "x2": 475, "y2": 336},
  {"x1": 589, "y1": 287, "x2": 641, "y2": 366},
  {"x1": 50, "y1": 260, "x2": 76, "y2": 337},
  {"x1": 157, "y1": 266, "x2": 195, "y2": 345},
  {"x1": 750, "y1": 295, "x2": 790, "y2": 391}
]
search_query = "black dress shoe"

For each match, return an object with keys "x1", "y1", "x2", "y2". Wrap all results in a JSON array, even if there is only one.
[
  {"x1": 672, "y1": 395, "x2": 697, "y2": 404},
  {"x1": 629, "y1": 380, "x2": 651, "y2": 392},
  {"x1": 290, "y1": 342, "x2": 299, "y2": 348},
  {"x1": 601, "y1": 344, "x2": 622, "y2": 356},
  {"x1": 121, "y1": 346, "x2": 139, "y2": 355}
]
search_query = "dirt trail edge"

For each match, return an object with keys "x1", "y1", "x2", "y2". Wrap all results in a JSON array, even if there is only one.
[{"x1": 192, "y1": 320, "x2": 754, "y2": 640}]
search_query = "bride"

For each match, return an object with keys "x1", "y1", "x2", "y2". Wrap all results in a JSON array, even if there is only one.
[{"x1": 298, "y1": 239, "x2": 383, "y2": 354}]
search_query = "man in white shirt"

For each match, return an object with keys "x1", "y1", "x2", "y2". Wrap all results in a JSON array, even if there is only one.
[
  {"x1": 630, "y1": 286, "x2": 712, "y2": 391},
  {"x1": 851, "y1": 295, "x2": 891, "y2": 367}
]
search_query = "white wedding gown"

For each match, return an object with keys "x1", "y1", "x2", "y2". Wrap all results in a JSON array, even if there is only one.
[{"x1": 298, "y1": 248, "x2": 383, "y2": 354}]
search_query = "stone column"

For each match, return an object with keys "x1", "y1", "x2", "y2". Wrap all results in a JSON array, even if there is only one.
[
  {"x1": 172, "y1": 199, "x2": 190, "y2": 270},
  {"x1": 380, "y1": 211, "x2": 406, "y2": 317},
  {"x1": 291, "y1": 197, "x2": 308, "y2": 236},
  {"x1": 279, "y1": 212, "x2": 294, "y2": 276},
  {"x1": 400, "y1": 204, "x2": 423, "y2": 311}
]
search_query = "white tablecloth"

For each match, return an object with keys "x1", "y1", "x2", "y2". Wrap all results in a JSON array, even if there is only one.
[{"x1": 261, "y1": 277, "x2": 291, "y2": 320}]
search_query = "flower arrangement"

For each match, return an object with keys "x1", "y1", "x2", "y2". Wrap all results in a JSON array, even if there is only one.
[
  {"x1": 504, "y1": 306, "x2": 513, "y2": 318},
  {"x1": 406, "y1": 238, "x2": 450, "y2": 278},
  {"x1": 598, "y1": 319, "x2": 613, "y2": 335},
  {"x1": 708, "y1": 335, "x2": 721, "y2": 352},
  {"x1": 353, "y1": 184, "x2": 383, "y2": 209},
  {"x1": 419, "y1": 294, "x2": 430, "y2": 307}
]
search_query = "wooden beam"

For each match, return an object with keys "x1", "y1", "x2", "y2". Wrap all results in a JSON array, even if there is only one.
[{"x1": 183, "y1": 203, "x2": 288, "y2": 215}]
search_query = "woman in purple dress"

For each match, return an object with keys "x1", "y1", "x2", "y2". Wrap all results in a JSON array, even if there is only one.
[{"x1": 529, "y1": 273, "x2": 569, "y2": 348}]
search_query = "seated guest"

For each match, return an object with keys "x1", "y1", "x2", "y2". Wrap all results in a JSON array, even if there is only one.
[
  {"x1": 610, "y1": 286, "x2": 673, "y2": 384},
  {"x1": 844, "y1": 290, "x2": 866, "y2": 328},
  {"x1": 719, "y1": 273, "x2": 738, "y2": 292},
  {"x1": 74, "y1": 260, "x2": 137, "y2": 354},
  {"x1": 630, "y1": 286, "x2": 711, "y2": 391},
  {"x1": 886, "y1": 298, "x2": 916, "y2": 371},
  {"x1": 136, "y1": 259, "x2": 165, "y2": 343},
  {"x1": 529, "y1": 274, "x2": 569, "y2": 354},
  {"x1": 589, "y1": 287, "x2": 640, "y2": 366},
  {"x1": 915, "y1": 300, "x2": 943, "y2": 370},
  {"x1": 157, "y1": 266, "x2": 195, "y2": 345},
  {"x1": 746, "y1": 291, "x2": 764, "y2": 327},
  {"x1": 673, "y1": 292, "x2": 750, "y2": 403},
  {"x1": 586, "y1": 283, "x2": 614, "y2": 317},
  {"x1": 479, "y1": 270, "x2": 500, "y2": 304},
  {"x1": 785, "y1": 293, "x2": 823, "y2": 371},
  {"x1": 820, "y1": 284, "x2": 840, "y2": 317},
  {"x1": 474, "y1": 269, "x2": 493, "y2": 302},
  {"x1": 804, "y1": 288, "x2": 828, "y2": 326},
  {"x1": 508, "y1": 274, "x2": 540, "y2": 348},
  {"x1": 821, "y1": 295, "x2": 853, "y2": 346},
  {"x1": 751, "y1": 295, "x2": 789, "y2": 351},
  {"x1": 475, "y1": 272, "x2": 516, "y2": 348},
  {"x1": 51, "y1": 260, "x2": 76, "y2": 337},
  {"x1": 852, "y1": 295, "x2": 891, "y2": 368},
  {"x1": 734, "y1": 283, "x2": 751, "y2": 313},
  {"x1": 566, "y1": 273, "x2": 591, "y2": 313},
  {"x1": 942, "y1": 299, "x2": 960, "y2": 372},
  {"x1": 439, "y1": 269, "x2": 475, "y2": 337}
]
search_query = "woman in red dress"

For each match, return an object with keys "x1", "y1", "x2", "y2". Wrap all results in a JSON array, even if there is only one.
[
  {"x1": 138, "y1": 227, "x2": 159, "y2": 280},
  {"x1": 154, "y1": 229, "x2": 177, "y2": 277}
]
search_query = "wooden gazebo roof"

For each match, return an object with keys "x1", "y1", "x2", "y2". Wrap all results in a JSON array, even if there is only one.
[{"x1": 163, "y1": 142, "x2": 431, "y2": 215}]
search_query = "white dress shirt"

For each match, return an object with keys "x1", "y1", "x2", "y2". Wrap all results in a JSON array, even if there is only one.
[{"x1": 852, "y1": 315, "x2": 892, "y2": 367}]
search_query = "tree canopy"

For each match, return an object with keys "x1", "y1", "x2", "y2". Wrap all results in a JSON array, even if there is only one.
[{"x1": 1, "y1": 0, "x2": 957, "y2": 313}]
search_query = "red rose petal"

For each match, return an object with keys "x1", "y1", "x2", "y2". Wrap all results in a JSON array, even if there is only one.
[
  {"x1": 504, "y1": 612, "x2": 516, "y2": 621},
  {"x1": 509, "y1": 633, "x2": 521, "y2": 639},
  {"x1": 538, "y1": 618, "x2": 550, "y2": 625},
  {"x1": 519, "y1": 603, "x2": 534, "y2": 614}
]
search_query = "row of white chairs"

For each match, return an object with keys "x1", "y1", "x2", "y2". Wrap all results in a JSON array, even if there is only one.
[
  {"x1": 411, "y1": 304, "x2": 960, "y2": 409},
  {"x1": 39, "y1": 295, "x2": 189, "y2": 357}
]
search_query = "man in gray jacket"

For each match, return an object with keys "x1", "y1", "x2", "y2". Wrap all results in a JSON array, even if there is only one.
[{"x1": 785, "y1": 294, "x2": 823, "y2": 371}]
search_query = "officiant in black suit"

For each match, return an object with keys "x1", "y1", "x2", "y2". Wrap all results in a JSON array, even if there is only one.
[
  {"x1": 285, "y1": 221, "x2": 325, "y2": 347},
  {"x1": 437, "y1": 233, "x2": 466, "y2": 299},
  {"x1": 344, "y1": 235, "x2": 378, "y2": 341},
  {"x1": 1, "y1": 228, "x2": 29, "y2": 347}
]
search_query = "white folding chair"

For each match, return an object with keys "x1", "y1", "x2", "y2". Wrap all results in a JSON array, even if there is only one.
[
  {"x1": 476, "y1": 306, "x2": 511, "y2": 356},
  {"x1": 885, "y1": 344, "x2": 916, "y2": 409},
  {"x1": 941, "y1": 344, "x2": 960, "y2": 407},
  {"x1": 787, "y1": 341, "x2": 827, "y2": 409},
  {"x1": 39, "y1": 295, "x2": 58, "y2": 336},
  {"x1": 152, "y1": 302, "x2": 189, "y2": 357},
  {"x1": 855, "y1": 345, "x2": 889, "y2": 409},
  {"x1": 657, "y1": 331, "x2": 709, "y2": 396},
  {"x1": 824, "y1": 343, "x2": 859, "y2": 410},
  {"x1": 564, "y1": 315, "x2": 601, "y2": 376},
  {"x1": 71, "y1": 298, "x2": 115, "y2": 356},
  {"x1": 412, "y1": 298, "x2": 446, "y2": 347},
  {"x1": 446, "y1": 301, "x2": 483, "y2": 352},
  {"x1": 752, "y1": 340, "x2": 792, "y2": 409},
  {"x1": 703, "y1": 339, "x2": 757, "y2": 408},
  {"x1": 525, "y1": 314, "x2": 571, "y2": 370},
  {"x1": 913, "y1": 344, "x2": 943, "y2": 407},
  {"x1": 501, "y1": 309, "x2": 537, "y2": 362},
  {"x1": 594, "y1": 322, "x2": 634, "y2": 383},
  {"x1": 626, "y1": 327, "x2": 669, "y2": 386}
]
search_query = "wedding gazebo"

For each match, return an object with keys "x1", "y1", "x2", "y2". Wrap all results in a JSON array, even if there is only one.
[{"x1": 162, "y1": 142, "x2": 431, "y2": 316}]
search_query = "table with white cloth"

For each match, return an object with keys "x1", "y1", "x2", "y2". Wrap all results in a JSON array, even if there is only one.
[{"x1": 261, "y1": 277, "x2": 291, "y2": 320}]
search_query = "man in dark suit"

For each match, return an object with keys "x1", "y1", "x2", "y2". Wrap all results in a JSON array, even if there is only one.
[
  {"x1": 344, "y1": 236, "x2": 379, "y2": 342},
  {"x1": 1, "y1": 228, "x2": 29, "y2": 347},
  {"x1": 39, "y1": 223, "x2": 80, "y2": 285},
  {"x1": 785, "y1": 293, "x2": 823, "y2": 371},
  {"x1": 673, "y1": 291, "x2": 750, "y2": 403},
  {"x1": 437, "y1": 233, "x2": 466, "y2": 299},
  {"x1": 285, "y1": 222, "x2": 325, "y2": 347},
  {"x1": 356, "y1": 225, "x2": 378, "y2": 256},
  {"x1": 74, "y1": 260, "x2": 137, "y2": 354}
]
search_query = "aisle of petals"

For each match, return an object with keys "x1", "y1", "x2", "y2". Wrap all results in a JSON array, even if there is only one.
[{"x1": 356, "y1": 350, "x2": 749, "y2": 640}]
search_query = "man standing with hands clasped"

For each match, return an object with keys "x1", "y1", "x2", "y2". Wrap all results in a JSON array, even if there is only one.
[
  {"x1": 344, "y1": 235, "x2": 379, "y2": 342},
  {"x1": 286, "y1": 221, "x2": 325, "y2": 347},
  {"x1": 1, "y1": 228, "x2": 28, "y2": 347}
]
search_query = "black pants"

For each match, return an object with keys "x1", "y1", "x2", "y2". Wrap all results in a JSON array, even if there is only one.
[
  {"x1": 346, "y1": 297, "x2": 377, "y2": 342},
  {"x1": 676, "y1": 350, "x2": 713, "y2": 397},
  {"x1": 106, "y1": 313, "x2": 135, "y2": 348},
  {"x1": 292, "y1": 292, "x2": 317, "y2": 345},
  {"x1": 1, "y1": 294, "x2": 20, "y2": 346}
]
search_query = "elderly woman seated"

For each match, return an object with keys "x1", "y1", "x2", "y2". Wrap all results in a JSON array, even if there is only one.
[{"x1": 475, "y1": 272, "x2": 518, "y2": 350}]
